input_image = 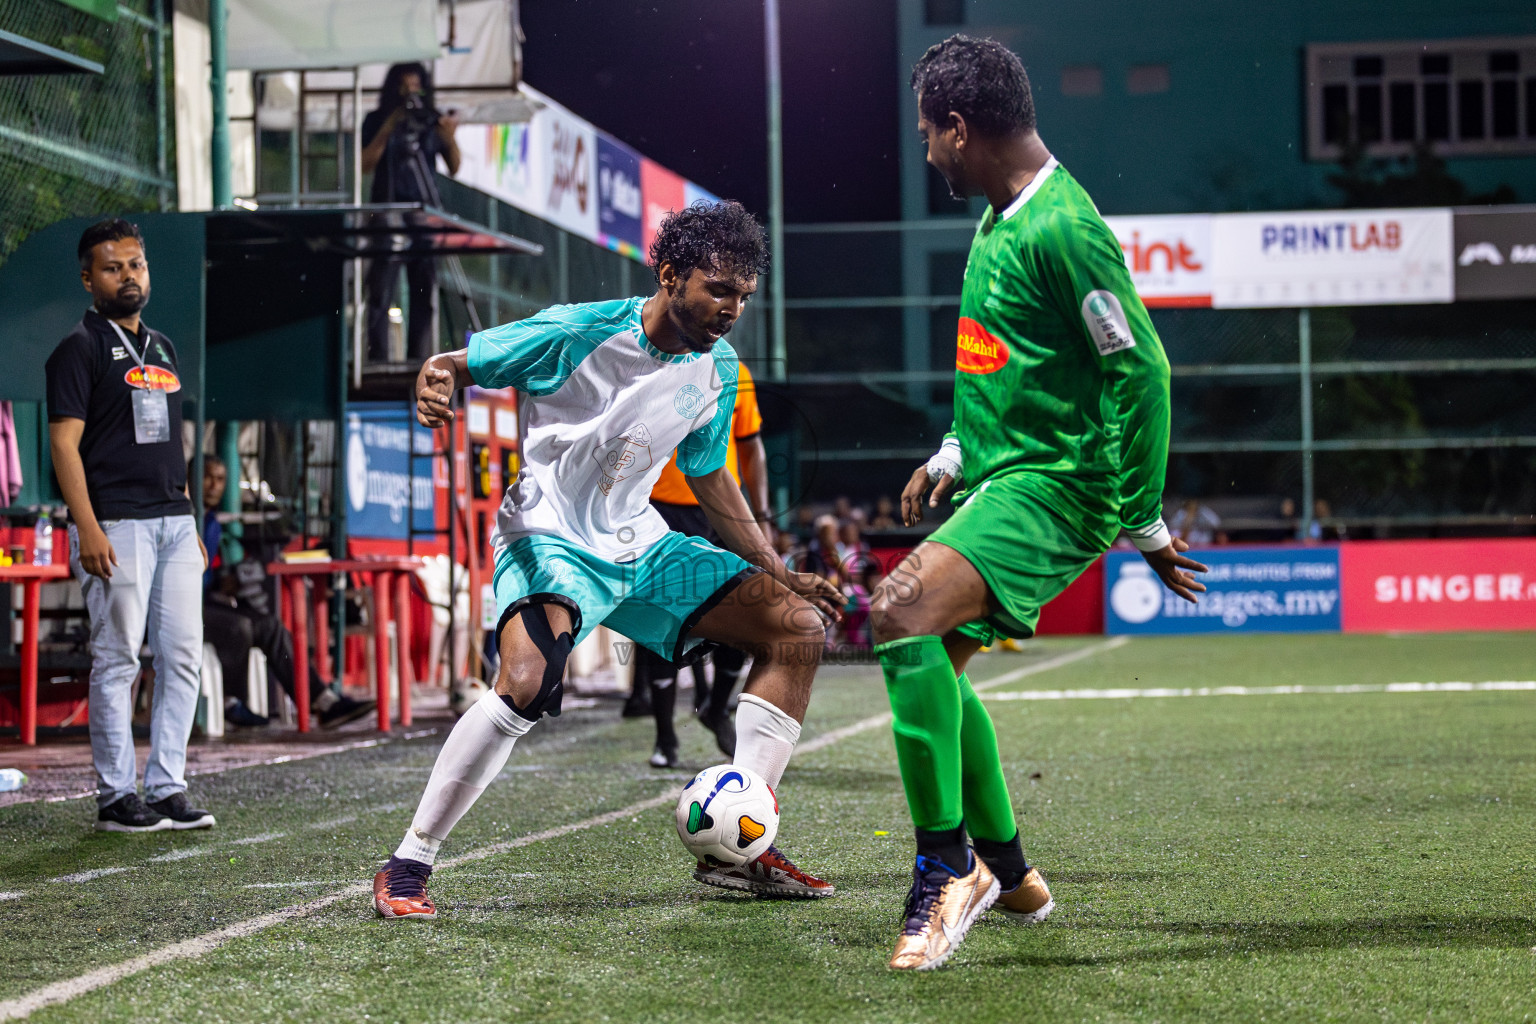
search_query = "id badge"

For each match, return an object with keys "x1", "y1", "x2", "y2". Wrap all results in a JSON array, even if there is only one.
[{"x1": 132, "y1": 388, "x2": 171, "y2": 444}]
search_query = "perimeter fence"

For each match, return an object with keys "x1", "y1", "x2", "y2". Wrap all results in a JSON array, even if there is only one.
[
  {"x1": 0, "y1": 0, "x2": 174, "y2": 267},
  {"x1": 781, "y1": 220, "x2": 1536, "y2": 538}
]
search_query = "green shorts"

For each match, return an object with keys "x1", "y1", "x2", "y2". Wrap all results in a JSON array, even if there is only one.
[
  {"x1": 492, "y1": 531, "x2": 759, "y2": 660},
  {"x1": 930, "y1": 472, "x2": 1117, "y2": 644}
]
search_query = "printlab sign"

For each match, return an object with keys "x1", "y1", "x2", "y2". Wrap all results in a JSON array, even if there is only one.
[{"x1": 1105, "y1": 547, "x2": 1342, "y2": 635}]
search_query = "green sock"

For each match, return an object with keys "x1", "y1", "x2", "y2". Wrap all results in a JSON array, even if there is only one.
[
  {"x1": 878, "y1": 635, "x2": 963, "y2": 832},
  {"x1": 957, "y1": 672, "x2": 1018, "y2": 843}
]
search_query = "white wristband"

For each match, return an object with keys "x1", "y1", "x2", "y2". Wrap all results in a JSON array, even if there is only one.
[
  {"x1": 926, "y1": 437, "x2": 963, "y2": 483},
  {"x1": 1126, "y1": 519, "x2": 1172, "y2": 553}
]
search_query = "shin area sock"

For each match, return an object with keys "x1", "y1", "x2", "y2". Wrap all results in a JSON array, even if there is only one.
[
  {"x1": 394, "y1": 690, "x2": 533, "y2": 865},
  {"x1": 957, "y1": 671, "x2": 1018, "y2": 844},
  {"x1": 878, "y1": 635, "x2": 964, "y2": 838},
  {"x1": 732, "y1": 693, "x2": 800, "y2": 790}
]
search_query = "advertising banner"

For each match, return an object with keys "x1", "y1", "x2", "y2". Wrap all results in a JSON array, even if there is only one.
[
  {"x1": 1103, "y1": 214, "x2": 1213, "y2": 307},
  {"x1": 538, "y1": 100, "x2": 598, "y2": 240},
  {"x1": 345, "y1": 404, "x2": 437, "y2": 540},
  {"x1": 596, "y1": 134, "x2": 644, "y2": 258},
  {"x1": 1452, "y1": 208, "x2": 1536, "y2": 301},
  {"x1": 1105, "y1": 546, "x2": 1341, "y2": 635},
  {"x1": 1211, "y1": 208, "x2": 1453, "y2": 308},
  {"x1": 641, "y1": 158, "x2": 686, "y2": 257},
  {"x1": 456, "y1": 85, "x2": 721, "y2": 265},
  {"x1": 1340, "y1": 539, "x2": 1536, "y2": 633}
]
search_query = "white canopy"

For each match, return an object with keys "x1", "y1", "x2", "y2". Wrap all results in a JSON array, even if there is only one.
[{"x1": 228, "y1": 0, "x2": 438, "y2": 71}]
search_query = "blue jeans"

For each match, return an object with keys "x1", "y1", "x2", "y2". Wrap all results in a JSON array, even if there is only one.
[{"x1": 70, "y1": 516, "x2": 204, "y2": 809}]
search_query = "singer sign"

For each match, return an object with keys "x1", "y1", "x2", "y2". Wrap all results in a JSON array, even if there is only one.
[{"x1": 1340, "y1": 539, "x2": 1536, "y2": 633}]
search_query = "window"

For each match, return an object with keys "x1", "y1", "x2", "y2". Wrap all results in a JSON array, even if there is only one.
[
  {"x1": 1306, "y1": 37, "x2": 1536, "y2": 159},
  {"x1": 1127, "y1": 63, "x2": 1170, "y2": 95},
  {"x1": 1060, "y1": 65, "x2": 1103, "y2": 97},
  {"x1": 923, "y1": 0, "x2": 964, "y2": 26}
]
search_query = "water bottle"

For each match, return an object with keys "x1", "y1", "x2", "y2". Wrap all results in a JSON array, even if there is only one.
[
  {"x1": 33, "y1": 515, "x2": 53, "y2": 566},
  {"x1": 0, "y1": 769, "x2": 26, "y2": 793}
]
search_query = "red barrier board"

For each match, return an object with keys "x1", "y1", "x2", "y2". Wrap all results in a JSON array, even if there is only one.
[
  {"x1": 1340, "y1": 539, "x2": 1536, "y2": 633},
  {"x1": 1036, "y1": 556, "x2": 1104, "y2": 635}
]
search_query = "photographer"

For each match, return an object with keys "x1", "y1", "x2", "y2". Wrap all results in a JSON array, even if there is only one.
[{"x1": 361, "y1": 63, "x2": 462, "y2": 362}]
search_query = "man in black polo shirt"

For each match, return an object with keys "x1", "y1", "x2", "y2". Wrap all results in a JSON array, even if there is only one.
[{"x1": 46, "y1": 218, "x2": 215, "y2": 833}]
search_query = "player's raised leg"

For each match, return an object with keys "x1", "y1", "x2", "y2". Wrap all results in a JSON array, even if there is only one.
[
  {"x1": 373, "y1": 601, "x2": 575, "y2": 920},
  {"x1": 683, "y1": 569, "x2": 835, "y2": 898}
]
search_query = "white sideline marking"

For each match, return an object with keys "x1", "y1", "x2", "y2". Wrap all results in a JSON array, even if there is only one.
[
  {"x1": 16, "y1": 728, "x2": 443, "y2": 807},
  {"x1": 982, "y1": 679, "x2": 1536, "y2": 702},
  {"x1": 146, "y1": 848, "x2": 209, "y2": 863},
  {"x1": 797, "y1": 637, "x2": 1131, "y2": 755},
  {"x1": 243, "y1": 881, "x2": 353, "y2": 890},
  {"x1": 0, "y1": 795, "x2": 671, "y2": 1021},
  {"x1": 0, "y1": 892, "x2": 24, "y2": 902},
  {"x1": 0, "y1": 639, "x2": 1127, "y2": 1020},
  {"x1": 230, "y1": 832, "x2": 286, "y2": 846},
  {"x1": 305, "y1": 815, "x2": 357, "y2": 831},
  {"x1": 50, "y1": 867, "x2": 135, "y2": 884}
]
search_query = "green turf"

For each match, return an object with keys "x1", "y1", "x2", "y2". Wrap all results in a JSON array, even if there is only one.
[{"x1": 2, "y1": 633, "x2": 1533, "y2": 1023}]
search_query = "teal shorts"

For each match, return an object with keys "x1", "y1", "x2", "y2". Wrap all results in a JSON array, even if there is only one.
[{"x1": 492, "y1": 531, "x2": 759, "y2": 660}]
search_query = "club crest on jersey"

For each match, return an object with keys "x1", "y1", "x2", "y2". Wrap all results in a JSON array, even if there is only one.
[
  {"x1": 592, "y1": 424, "x2": 653, "y2": 495},
  {"x1": 124, "y1": 365, "x2": 181, "y2": 392},
  {"x1": 674, "y1": 384, "x2": 707, "y2": 419},
  {"x1": 956, "y1": 317, "x2": 1010, "y2": 374}
]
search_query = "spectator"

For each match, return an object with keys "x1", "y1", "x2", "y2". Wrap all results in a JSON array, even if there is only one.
[
  {"x1": 199, "y1": 457, "x2": 374, "y2": 729},
  {"x1": 807, "y1": 514, "x2": 843, "y2": 585},
  {"x1": 361, "y1": 62, "x2": 462, "y2": 362},
  {"x1": 46, "y1": 219, "x2": 213, "y2": 833},
  {"x1": 837, "y1": 518, "x2": 876, "y2": 647},
  {"x1": 1169, "y1": 498, "x2": 1224, "y2": 547},
  {"x1": 869, "y1": 495, "x2": 898, "y2": 531},
  {"x1": 1309, "y1": 499, "x2": 1346, "y2": 542}
]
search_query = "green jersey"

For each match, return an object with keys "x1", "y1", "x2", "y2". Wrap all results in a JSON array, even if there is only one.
[{"x1": 950, "y1": 157, "x2": 1171, "y2": 540}]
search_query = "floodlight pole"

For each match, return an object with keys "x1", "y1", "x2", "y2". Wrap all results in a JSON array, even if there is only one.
[
  {"x1": 765, "y1": 0, "x2": 786, "y2": 382},
  {"x1": 209, "y1": 0, "x2": 231, "y2": 209}
]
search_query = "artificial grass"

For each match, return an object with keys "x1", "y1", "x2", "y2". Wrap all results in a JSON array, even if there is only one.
[{"x1": 2, "y1": 634, "x2": 1532, "y2": 1023}]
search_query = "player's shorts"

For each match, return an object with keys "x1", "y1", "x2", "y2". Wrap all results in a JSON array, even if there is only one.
[
  {"x1": 928, "y1": 471, "x2": 1118, "y2": 644},
  {"x1": 492, "y1": 531, "x2": 760, "y2": 661}
]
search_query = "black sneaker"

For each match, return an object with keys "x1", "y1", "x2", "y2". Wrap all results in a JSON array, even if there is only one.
[
  {"x1": 648, "y1": 743, "x2": 680, "y2": 769},
  {"x1": 147, "y1": 791, "x2": 216, "y2": 830},
  {"x1": 697, "y1": 708, "x2": 737, "y2": 758},
  {"x1": 621, "y1": 689, "x2": 652, "y2": 719},
  {"x1": 317, "y1": 694, "x2": 376, "y2": 729},
  {"x1": 225, "y1": 699, "x2": 269, "y2": 728},
  {"x1": 95, "y1": 793, "x2": 172, "y2": 833}
]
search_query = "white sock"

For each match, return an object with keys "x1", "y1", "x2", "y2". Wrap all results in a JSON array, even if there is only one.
[
  {"x1": 394, "y1": 690, "x2": 533, "y2": 865},
  {"x1": 732, "y1": 693, "x2": 801, "y2": 791}
]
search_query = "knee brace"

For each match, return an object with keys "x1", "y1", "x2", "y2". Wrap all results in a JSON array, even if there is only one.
[{"x1": 499, "y1": 604, "x2": 575, "y2": 722}]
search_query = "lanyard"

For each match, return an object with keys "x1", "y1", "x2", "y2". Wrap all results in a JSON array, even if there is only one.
[{"x1": 106, "y1": 319, "x2": 149, "y2": 373}]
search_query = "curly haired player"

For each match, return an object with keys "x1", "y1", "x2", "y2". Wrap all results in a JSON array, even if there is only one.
[
  {"x1": 372, "y1": 201, "x2": 842, "y2": 919},
  {"x1": 871, "y1": 37, "x2": 1208, "y2": 969}
]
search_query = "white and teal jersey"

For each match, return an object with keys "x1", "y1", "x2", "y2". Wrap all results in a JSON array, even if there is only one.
[{"x1": 468, "y1": 296, "x2": 738, "y2": 563}]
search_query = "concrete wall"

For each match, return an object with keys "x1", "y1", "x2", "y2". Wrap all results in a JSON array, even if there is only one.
[{"x1": 899, "y1": 0, "x2": 1536, "y2": 219}]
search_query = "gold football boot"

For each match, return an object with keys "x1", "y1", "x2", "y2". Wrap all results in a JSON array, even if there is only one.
[
  {"x1": 889, "y1": 854, "x2": 999, "y2": 970},
  {"x1": 993, "y1": 866, "x2": 1054, "y2": 923}
]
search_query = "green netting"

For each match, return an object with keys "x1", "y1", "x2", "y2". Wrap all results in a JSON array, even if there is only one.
[{"x1": 0, "y1": 0, "x2": 172, "y2": 267}]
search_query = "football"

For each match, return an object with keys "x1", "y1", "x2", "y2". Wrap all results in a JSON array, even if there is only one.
[
  {"x1": 448, "y1": 677, "x2": 489, "y2": 718},
  {"x1": 674, "y1": 764, "x2": 779, "y2": 866}
]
